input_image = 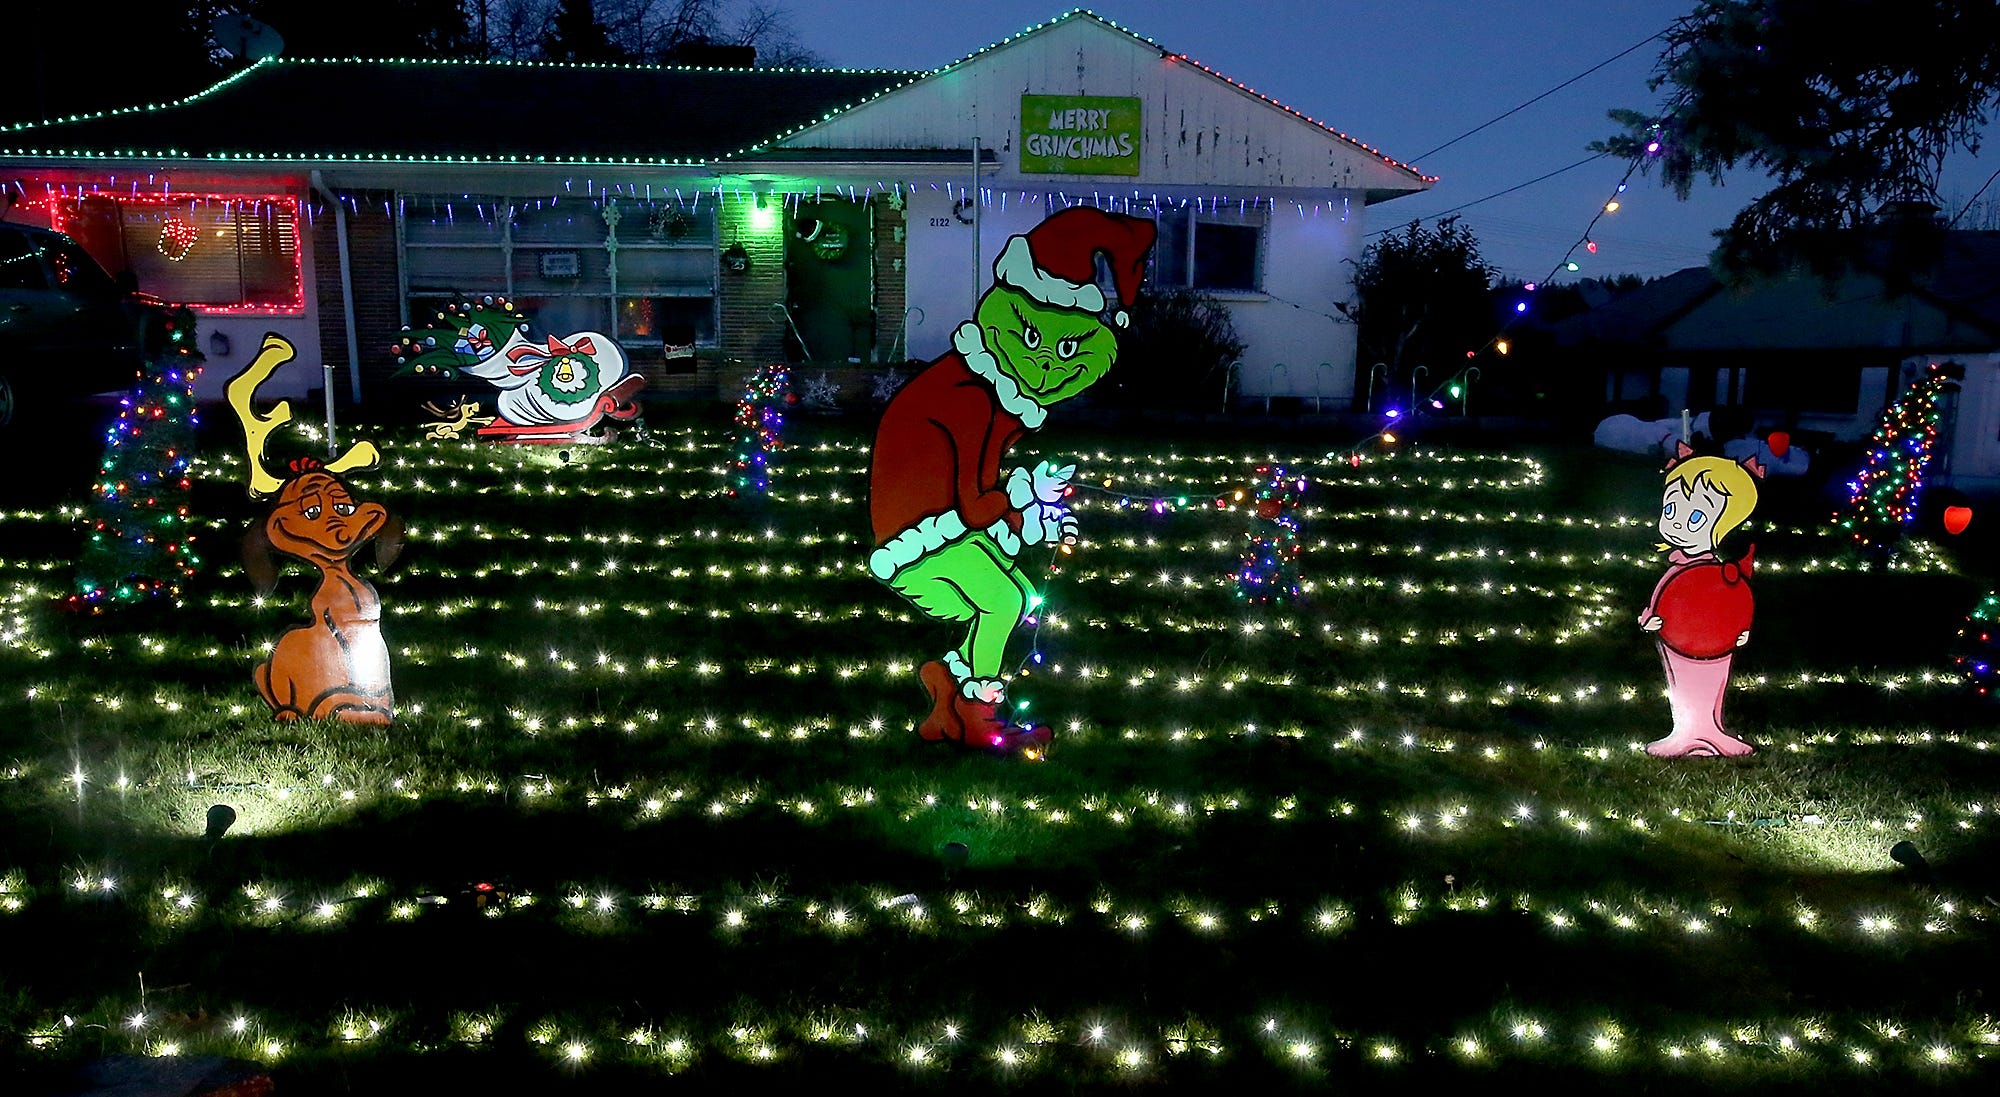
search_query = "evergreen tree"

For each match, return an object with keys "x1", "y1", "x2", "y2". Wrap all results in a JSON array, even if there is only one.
[
  {"x1": 541, "y1": 0, "x2": 627, "y2": 62},
  {"x1": 730, "y1": 363, "x2": 789, "y2": 495},
  {"x1": 1953, "y1": 590, "x2": 2000, "y2": 699},
  {"x1": 1832, "y1": 361, "x2": 1959, "y2": 557},
  {"x1": 1236, "y1": 466, "x2": 1305, "y2": 604},
  {"x1": 68, "y1": 309, "x2": 204, "y2": 612},
  {"x1": 1341, "y1": 216, "x2": 1496, "y2": 412},
  {"x1": 1601, "y1": 0, "x2": 2000, "y2": 276}
]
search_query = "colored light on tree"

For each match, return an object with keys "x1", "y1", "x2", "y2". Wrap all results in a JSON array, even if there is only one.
[
  {"x1": 732, "y1": 364, "x2": 791, "y2": 494},
  {"x1": 1834, "y1": 362, "x2": 1956, "y2": 555},
  {"x1": 1236, "y1": 465, "x2": 1306, "y2": 603},
  {"x1": 1954, "y1": 591, "x2": 2000, "y2": 698},
  {"x1": 67, "y1": 308, "x2": 203, "y2": 612}
]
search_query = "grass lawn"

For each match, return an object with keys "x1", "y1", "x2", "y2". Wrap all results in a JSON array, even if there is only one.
[{"x1": 1, "y1": 407, "x2": 1996, "y2": 1094}]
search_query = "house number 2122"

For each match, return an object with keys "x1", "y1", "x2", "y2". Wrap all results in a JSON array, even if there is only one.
[{"x1": 928, "y1": 217, "x2": 953, "y2": 227}]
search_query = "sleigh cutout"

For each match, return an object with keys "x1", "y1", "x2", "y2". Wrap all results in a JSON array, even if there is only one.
[{"x1": 473, "y1": 374, "x2": 646, "y2": 444}]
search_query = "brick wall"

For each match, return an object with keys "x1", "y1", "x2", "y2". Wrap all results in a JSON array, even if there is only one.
[
  {"x1": 872, "y1": 196, "x2": 910, "y2": 363},
  {"x1": 716, "y1": 196, "x2": 788, "y2": 380},
  {"x1": 310, "y1": 190, "x2": 401, "y2": 405}
]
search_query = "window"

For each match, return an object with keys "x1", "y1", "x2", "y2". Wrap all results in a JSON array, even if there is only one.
[
  {"x1": 402, "y1": 195, "x2": 718, "y2": 373},
  {"x1": 1193, "y1": 221, "x2": 1260, "y2": 290},
  {"x1": 1142, "y1": 206, "x2": 1265, "y2": 292},
  {"x1": 619, "y1": 295, "x2": 712, "y2": 365},
  {"x1": 53, "y1": 194, "x2": 302, "y2": 312}
]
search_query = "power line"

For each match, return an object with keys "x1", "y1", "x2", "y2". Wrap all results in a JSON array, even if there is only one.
[
  {"x1": 1366, "y1": 152, "x2": 1610, "y2": 236},
  {"x1": 1539, "y1": 158, "x2": 1646, "y2": 287},
  {"x1": 1408, "y1": 30, "x2": 1664, "y2": 163},
  {"x1": 1948, "y1": 165, "x2": 2000, "y2": 227}
]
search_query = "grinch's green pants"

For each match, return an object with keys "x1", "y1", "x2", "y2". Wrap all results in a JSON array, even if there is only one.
[{"x1": 887, "y1": 533, "x2": 1037, "y2": 679}]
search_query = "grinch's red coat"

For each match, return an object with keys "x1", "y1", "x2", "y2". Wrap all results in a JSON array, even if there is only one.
[{"x1": 869, "y1": 352, "x2": 1026, "y2": 547}]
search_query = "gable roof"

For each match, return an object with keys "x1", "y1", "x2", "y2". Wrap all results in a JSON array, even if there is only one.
[
  {"x1": 1547, "y1": 268, "x2": 1717, "y2": 347},
  {"x1": 0, "y1": 58, "x2": 918, "y2": 167},
  {"x1": 0, "y1": 9, "x2": 1429, "y2": 188},
  {"x1": 1550, "y1": 232, "x2": 2000, "y2": 352},
  {"x1": 762, "y1": 9, "x2": 1434, "y2": 191}
]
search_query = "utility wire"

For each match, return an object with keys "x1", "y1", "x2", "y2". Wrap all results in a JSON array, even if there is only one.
[
  {"x1": 1366, "y1": 152, "x2": 1610, "y2": 236},
  {"x1": 1948, "y1": 164, "x2": 2000, "y2": 227},
  {"x1": 1408, "y1": 30, "x2": 1665, "y2": 162}
]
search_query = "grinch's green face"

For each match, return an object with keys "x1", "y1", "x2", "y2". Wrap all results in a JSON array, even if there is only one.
[{"x1": 976, "y1": 285, "x2": 1118, "y2": 405}]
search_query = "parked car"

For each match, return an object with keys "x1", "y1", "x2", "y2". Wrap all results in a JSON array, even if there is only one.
[{"x1": 0, "y1": 222, "x2": 165, "y2": 429}]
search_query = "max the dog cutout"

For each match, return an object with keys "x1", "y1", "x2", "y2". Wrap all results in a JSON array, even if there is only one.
[{"x1": 229, "y1": 335, "x2": 403, "y2": 725}]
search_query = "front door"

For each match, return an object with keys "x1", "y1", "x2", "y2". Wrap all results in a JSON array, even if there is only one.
[{"x1": 784, "y1": 199, "x2": 873, "y2": 364}]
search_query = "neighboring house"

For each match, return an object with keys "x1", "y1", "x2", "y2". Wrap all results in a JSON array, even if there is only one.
[
  {"x1": 1549, "y1": 230, "x2": 2000, "y2": 489},
  {"x1": 0, "y1": 10, "x2": 1430, "y2": 409}
]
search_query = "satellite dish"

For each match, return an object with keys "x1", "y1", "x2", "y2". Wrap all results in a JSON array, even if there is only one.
[{"x1": 212, "y1": 15, "x2": 284, "y2": 61}]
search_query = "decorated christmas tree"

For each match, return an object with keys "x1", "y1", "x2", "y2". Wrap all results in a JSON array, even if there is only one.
[
  {"x1": 67, "y1": 307, "x2": 204, "y2": 612},
  {"x1": 1236, "y1": 465, "x2": 1306, "y2": 603},
  {"x1": 1834, "y1": 361, "x2": 1959, "y2": 556},
  {"x1": 392, "y1": 294, "x2": 532, "y2": 378},
  {"x1": 730, "y1": 364, "x2": 791, "y2": 495},
  {"x1": 1954, "y1": 590, "x2": 1999, "y2": 699}
]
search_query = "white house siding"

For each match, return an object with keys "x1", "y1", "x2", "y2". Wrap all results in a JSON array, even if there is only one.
[
  {"x1": 1224, "y1": 203, "x2": 1365, "y2": 407},
  {"x1": 1930, "y1": 351, "x2": 2000, "y2": 490},
  {"x1": 771, "y1": 16, "x2": 1428, "y2": 402},
  {"x1": 900, "y1": 184, "x2": 1050, "y2": 362}
]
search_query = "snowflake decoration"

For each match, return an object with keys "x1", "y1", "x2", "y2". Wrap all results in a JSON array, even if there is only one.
[
  {"x1": 800, "y1": 371, "x2": 842, "y2": 408},
  {"x1": 869, "y1": 370, "x2": 905, "y2": 402}
]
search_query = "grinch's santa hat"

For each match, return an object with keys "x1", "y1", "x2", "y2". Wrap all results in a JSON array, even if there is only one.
[{"x1": 992, "y1": 206, "x2": 1158, "y2": 327}]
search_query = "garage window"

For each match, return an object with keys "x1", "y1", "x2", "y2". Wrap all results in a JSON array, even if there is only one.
[
  {"x1": 402, "y1": 195, "x2": 717, "y2": 373},
  {"x1": 54, "y1": 194, "x2": 303, "y2": 313}
]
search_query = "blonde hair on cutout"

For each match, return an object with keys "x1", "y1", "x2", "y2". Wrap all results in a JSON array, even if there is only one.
[{"x1": 1657, "y1": 455, "x2": 1759, "y2": 552}]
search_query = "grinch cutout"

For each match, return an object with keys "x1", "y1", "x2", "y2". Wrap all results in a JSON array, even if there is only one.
[
  {"x1": 393, "y1": 296, "x2": 644, "y2": 443},
  {"x1": 868, "y1": 206, "x2": 1156, "y2": 753},
  {"x1": 229, "y1": 335, "x2": 403, "y2": 725},
  {"x1": 1638, "y1": 445, "x2": 1765, "y2": 757}
]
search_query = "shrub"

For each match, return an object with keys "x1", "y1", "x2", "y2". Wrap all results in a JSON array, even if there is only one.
[{"x1": 1097, "y1": 288, "x2": 1246, "y2": 411}]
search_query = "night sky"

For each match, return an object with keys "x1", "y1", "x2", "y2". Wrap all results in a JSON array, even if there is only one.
[{"x1": 784, "y1": 1, "x2": 1999, "y2": 283}]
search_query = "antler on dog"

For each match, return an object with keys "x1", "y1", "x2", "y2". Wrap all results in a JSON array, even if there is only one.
[
  {"x1": 228, "y1": 333, "x2": 400, "y2": 726},
  {"x1": 227, "y1": 333, "x2": 381, "y2": 499}
]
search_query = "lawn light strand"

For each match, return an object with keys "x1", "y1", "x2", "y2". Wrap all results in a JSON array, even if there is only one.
[
  {"x1": 12, "y1": 994, "x2": 1996, "y2": 1081},
  {"x1": 3, "y1": 864, "x2": 1989, "y2": 955}
]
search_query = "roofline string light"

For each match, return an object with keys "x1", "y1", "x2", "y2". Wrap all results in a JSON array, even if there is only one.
[{"x1": 3, "y1": 11, "x2": 1430, "y2": 188}]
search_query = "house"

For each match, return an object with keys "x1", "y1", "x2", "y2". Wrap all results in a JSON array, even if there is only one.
[
  {"x1": 1549, "y1": 230, "x2": 2000, "y2": 489},
  {"x1": 0, "y1": 10, "x2": 1431, "y2": 411}
]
